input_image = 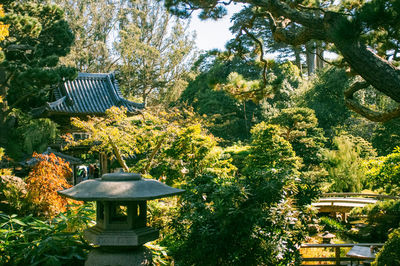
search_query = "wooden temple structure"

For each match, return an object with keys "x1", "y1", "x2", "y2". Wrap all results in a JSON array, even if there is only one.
[{"x1": 33, "y1": 72, "x2": 144, "y2": 181}]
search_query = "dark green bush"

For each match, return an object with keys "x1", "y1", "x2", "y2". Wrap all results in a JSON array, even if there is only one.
[
  {"x1": 166, "y1": 123, "x2": 305, "y2": 266},
  {"x1": 350, "y1": 200, "x2": 400, "y2": 242},
  {"x1": 373, "y1": 228, "x2": 400, "y2": 266},
  {"x1": 319, "y1": 216, "x2": 346, "y2": 232}
]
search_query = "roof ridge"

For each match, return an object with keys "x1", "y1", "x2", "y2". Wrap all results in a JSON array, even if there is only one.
[{"x1": 77, "y1": 72, "x2": 111, "y2": 79}]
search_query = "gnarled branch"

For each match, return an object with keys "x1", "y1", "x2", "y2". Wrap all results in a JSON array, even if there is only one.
[{"x1": 344, "y1": 81, "x2": 400, "y2": 122}]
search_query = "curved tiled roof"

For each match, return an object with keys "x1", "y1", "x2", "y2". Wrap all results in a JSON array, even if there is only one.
[{"x1": 42, "y1": 73, "x2": 144, "y2": 116}]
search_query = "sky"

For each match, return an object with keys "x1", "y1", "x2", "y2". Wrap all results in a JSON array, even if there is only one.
[{"x1": 188, "y1": 4, "x2": 244, "y2": 52}]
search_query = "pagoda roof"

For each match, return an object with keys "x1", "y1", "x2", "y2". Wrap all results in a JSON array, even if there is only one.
[{"x1": 34, "y1": 73, "x2": 144, "y2": 116}]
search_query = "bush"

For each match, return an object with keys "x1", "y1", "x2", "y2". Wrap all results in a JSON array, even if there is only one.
[
  {"x1": 373, "y1": 228, "x2": 400, "y2": 266},
  {"x1": 366, "y1": 147, "x2": 400, "y2": 195},
  {"x1": 350, "y1": 200, "x2": 400, "y2": 242},
  {"x1": 166, "y1": 122, "x2": 305, "y2": 265},
  {"x1": 323, "y1": 135, "x2": 370, "y2": 192},
  {"x1": 0, "y1": 175, "x2": 28, "y2": 214},
  {"x1": 0, "y1": 203, "x2": 94, "y2": 266},
  {"x1": 319, "y1": 216, "x2": 346, "y2": 232}
]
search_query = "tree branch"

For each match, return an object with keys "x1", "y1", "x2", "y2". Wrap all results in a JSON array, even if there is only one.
[
  {"x1": 107, "y1": 135, "x2": 130, "y2": 172},
  {"x1": 144, "y1": 133, "x2": 166, "y2": 174},
  {"x1": 243, "y1": 27, "x2": 268, "y2": 87},
  {"x1": 344, "y1": 81, "x2": 400, "y2": 122},
  {"x1": 272, "y1": 24, "x2": 325, "y2": 45},
  {"x1": 261, "y1": 0, "x2": 324, "y2": 28}
]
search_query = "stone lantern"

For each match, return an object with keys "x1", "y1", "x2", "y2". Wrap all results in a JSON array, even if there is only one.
[
  {"x1": 58, "y1": 172, "x2": 184, "y2": 266},
  {"x1": 321, "y1": 231, "x2": 336, "y2": 244}
]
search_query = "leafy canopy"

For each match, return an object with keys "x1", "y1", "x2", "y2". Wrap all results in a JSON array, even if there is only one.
[{"x1": 0, "y1": 1, "x2": 76, "y2": 113}]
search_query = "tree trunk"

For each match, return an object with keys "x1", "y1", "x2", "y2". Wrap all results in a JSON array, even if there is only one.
[
  {"x1": 0, "y1": 68, "x2": 8, "y2": 147},
  {"x1": 107, "y1": 136, "x2": 129, "y2": 172},
  {"x1": 306, "y1": 42, "x2": 316, "y2": 76},
  {"x1": 325, "y1": 15, "x2": 400, "y2": 103},
  {"x1": 294, "y1": 45, "x2": 303, "y2": 74},
  {"x1": 316, "y1": 42, "x2": 324, "y2": 69}
]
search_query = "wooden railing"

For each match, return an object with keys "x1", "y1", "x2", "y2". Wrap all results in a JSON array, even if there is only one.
[
  {"x1": 300, "y1": 243, "x2": 384, "y2": 266},
  {"x1": 321, "y1": 193, "x2": 399, "y2": 200}
]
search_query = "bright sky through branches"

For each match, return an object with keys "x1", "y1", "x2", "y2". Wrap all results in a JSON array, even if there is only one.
[{"x1": 188, "y1": 4, "x2": 244, "y2": 51}]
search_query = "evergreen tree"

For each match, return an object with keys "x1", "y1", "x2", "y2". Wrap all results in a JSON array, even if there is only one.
[
  {"x1": 163, "y1": 0, "x2": 400, "y2": 122},
  {"x1": 270, "y1": 107, "x2": 326, "y2": 167},
  {"x1": 0, "y1": 1, "x2": 76, "y2": 147},
  {"x1": 300, "y1": 67, "x2": 353, "y2": 132},
  {"x1": 180, "y1": 52, "x2": 263, "y2": 142}
]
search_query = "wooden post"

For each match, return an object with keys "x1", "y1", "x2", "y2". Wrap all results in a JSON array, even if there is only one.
[
  {"x1": 335, "y1": 246, "x2": 340, "y2": 266},
  {"x1": 100, "y1": 152, "x2": 109, "y2": 175}
]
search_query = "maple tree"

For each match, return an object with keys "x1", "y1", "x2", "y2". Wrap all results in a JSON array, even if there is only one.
[{"x1": 26, "y1": 153, "x2": 73, "y2": 217}]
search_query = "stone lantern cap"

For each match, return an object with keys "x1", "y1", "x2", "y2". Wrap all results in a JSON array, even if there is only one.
[
  {"x1": 58, "y1": 172, "x2": 184, "y2": 201},
  {"x1": 321, "y1": 231, "x2": 336, "y2": 239}
]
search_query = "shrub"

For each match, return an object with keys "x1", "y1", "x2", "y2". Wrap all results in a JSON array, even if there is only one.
[
  {"x1": 323, "y1": 135, "x2": 370, "y2": 192},
  {"x1": 166, "y1": 122, "x2": 305, "y2": 265},
  {"x1": 373, "y1": 228, "x2": 400, "y2": 266},
  {"x1": 366, "y1": 147, "x2": 400, "y2": 195},
  {"x1": 26, "y1": 153, "x2": 73, "y2": 217},
  {"x1": 0, "y1": 175, "x2": 28, "y2": 214},
  {"x1": 0, "y1": 203, "x2": 94, "y2": 266},
  {"x1": 350, "y1": 200, "x2": 400, "y2": 242},
  {"x1": 319, "y1": 216, "x2": 346, "y2": 232}
]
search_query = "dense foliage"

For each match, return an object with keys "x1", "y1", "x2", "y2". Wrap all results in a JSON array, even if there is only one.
[
  {"x1": 179, "y1": 53, "x2": 263, "y2": 142},
  {"x1": 167, "y1": 122, "x2": 304, "y2": 265},
  {"x1": 164, "y1": 0, "x2": 400, "y2": 122},
  {"x1": 0, "y1": 203, "x2": 94, "y2": 266},
  {"x1": 367, "y1": 147, "x2": 400, "y2": 194},
  {"x1": 323, "y1": 135, "x2": 376, "y2": 192},
  {"x1": 350, "y1": 200, "x2": 400, "y2": 242},
  {"x1": 1, "y1": 0, "x2": 400, "y2": 264},
  {"x1": 0, "y1": 1, "x2": 76, "y2": 114},
  {"x1": 26, "y1": 153, "x2": 73, "y2": 217},
  {"x1": 300, "y1": 67, "x2": 353, "y2": 133},
  {"x1": 373, "y1": 228, "x2": 400, "y2": 266},
  {"x1": 52, "y1": 0, "x2": 196, "y2": 105}
]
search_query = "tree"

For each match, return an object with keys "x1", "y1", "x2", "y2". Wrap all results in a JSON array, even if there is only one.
[
  {"x1": 323, "y1": 135, "x2": 376, "y2": 192},
  {"x1": 180, "y1": 52, "x2": 262, "y2": 141},
  {"x1": 300, "y1": 67, "x2": 353, "y2": 132},
  {"x1": 50, "y1": 0, "x2": 119, "y2": 73},
  {"x1": 116, "y1": 0, "x2": 196, "y2": 105},
  {"x1": 269, "y1": 107, "x2": 326, "y2": 166},
  {"x1": 372, "y1": 119, "x2": 400, "y2": 156},
  {"x1": 163, "y1": 0, "x2": 400, "y2": 122},
  {"x1": 0, "y1": 1, "x2": 76, "y2": 146},
  {"x1": 168, "y1": 123, "x2": 305, "y2": 265},
  {"x1": 45, "y1": 0, "x2": 196, "y2": 105},
  {"x1": 65, "y1": 106, "x2": 208, "y2": 176},
  {"x1": 65, "y1": 106, "x2": 146, "y2": 172},
  {"x1": 26, "y1": 152, "x2": 72, "y2": 217},
  {"x1": 269, "y1": 107, "x2": 326, "y2": 204}
]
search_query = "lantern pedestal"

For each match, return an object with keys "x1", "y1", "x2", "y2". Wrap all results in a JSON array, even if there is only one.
[
  {"x1": 86, "y1": 246, "x2": 152, "y2": 266},
  {"x1": 58, "y1": 172, "x2": 184, "y2": 266}
]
